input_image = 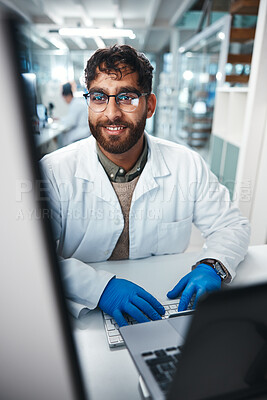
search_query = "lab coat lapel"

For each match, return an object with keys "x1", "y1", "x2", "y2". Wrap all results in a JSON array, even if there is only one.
[
  {"x1": 74, "y1": 134, "x2": 170, "y2": 203},
  {"x1": 133, "y1": 134, "x2": 170, "y2": 202},
  {"x1": 74, "y1": 136, "x2": 118, "y2": 204}
]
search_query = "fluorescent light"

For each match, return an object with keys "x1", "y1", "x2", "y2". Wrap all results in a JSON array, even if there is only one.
[
  {"x1": 22, "y1": 27, "x2": 49, "y2": 49},
  {"x1": 71, "y1": 37, "x2": 87, "y2": 49},
  {"x1": 48, "y1": 37, "x2": 69, "y2": 50},
  {"x1": 94, "y1": 37, "x2": 106, "y2": 48},
  {"x1": 115, "y1": 17, "x2": 124, "y2": 28},
  {"x1": 59, "y1": 27, "x2": 136, "y2": 39}
]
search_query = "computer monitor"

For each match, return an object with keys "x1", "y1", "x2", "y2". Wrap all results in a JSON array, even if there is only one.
[
  {"x1": 22, "y1": 72, "x2": 40, "y2": 133},
  {"x1": 0, "y1": 14, "x2": 87, "y2": 400}
]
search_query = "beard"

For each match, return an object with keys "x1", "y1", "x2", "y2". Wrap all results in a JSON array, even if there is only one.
[{"x1": 89, "y1": 112, "x2": 147, "y2": 154}]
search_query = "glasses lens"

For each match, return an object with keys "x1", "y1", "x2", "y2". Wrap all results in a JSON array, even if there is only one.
[
  {"x1": 117, "y1": 93, "x2": 139, "y2": 112},
  {"x1": 88, "y1": 92, "x2": 108, "y2": 112}
]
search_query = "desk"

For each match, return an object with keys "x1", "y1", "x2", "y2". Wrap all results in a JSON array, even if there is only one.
[
  {"x1": 72, "y1": 245, "x2": 267, "y2": 400},
  {"x1": 34, "y1": 123, "x2": 66, "y2": 147}
]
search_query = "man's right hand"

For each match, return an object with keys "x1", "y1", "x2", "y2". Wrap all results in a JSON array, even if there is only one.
[{"x1": 98, "y1": 278, "x2": 165, "y2": 327}]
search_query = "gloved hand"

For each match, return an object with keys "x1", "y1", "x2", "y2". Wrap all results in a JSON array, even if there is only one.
[
  {"x1": 98, "y1": 278, "x2": 165, "y2": 327},
  {"x1": 167, "y1": 264, "x2": 222, "y2": 312}
]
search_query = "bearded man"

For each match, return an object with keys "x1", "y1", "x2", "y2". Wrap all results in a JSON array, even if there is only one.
[{"x1": 41, "y1": 45, "x2": 250, "y2": 327}]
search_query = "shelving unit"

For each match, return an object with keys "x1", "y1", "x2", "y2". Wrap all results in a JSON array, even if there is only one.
[
  {"x1": 229, "y1": 27, "x2": 256, "y2": 41},
  {"x1": 225, "y1": 0, "x2": 259, "y2": 85},
  {"x1": 230, "y1": 0, "x2": 260, "y2": 15},
  {"x1": 155, "y1": 15, "x2": 232, "y2": 150},
  {"x1": 155, "y1": 72, "x2": 179, "y2": 141}
]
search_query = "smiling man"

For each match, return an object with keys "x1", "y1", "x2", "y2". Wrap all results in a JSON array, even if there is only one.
[{"x1": 41, "y1": 45, "x2": 250, "y2": 327}]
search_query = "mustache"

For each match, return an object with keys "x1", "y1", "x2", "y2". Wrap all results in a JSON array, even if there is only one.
[{"x1": 97, "y1": 119, "x2": 130, "y2": 128}]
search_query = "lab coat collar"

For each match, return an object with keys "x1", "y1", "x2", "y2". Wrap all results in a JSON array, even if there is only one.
[
  {"x1": 75, "y1": 135, "x2": 98, "y2": 181},
  {"x1": 130, "y1": 133, "x2": 170, "y2": 201},
  {"x1": 75, "y1": 136, "x2": 118, "y2": 203},
  {"x1": 74, "y1": 133, "x2": 170, "y2": 201},
  {"x1": 145, "y1": 133, "x2": 170, "y2": 178}
]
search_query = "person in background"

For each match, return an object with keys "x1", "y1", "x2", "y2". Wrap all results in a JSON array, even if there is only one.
[
  {"x1": 60, "y1": 82, "x2": 90, "y2": 147},
  {"x1": 41, "y1": 45, "x2": 250, "y2": 327}
]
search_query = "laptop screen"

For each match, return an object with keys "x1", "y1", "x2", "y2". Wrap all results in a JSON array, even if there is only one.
[{"x1": 168, "y1": 284, "x2": 267, "y2": 400}]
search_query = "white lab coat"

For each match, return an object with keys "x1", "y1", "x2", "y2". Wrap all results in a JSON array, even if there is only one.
[
  {"x1": 60, "y1": 97, "x2": 90, "y2": 147},
  {"x1": 41, "y1": 133, "x2": 250, "y2": 317}
]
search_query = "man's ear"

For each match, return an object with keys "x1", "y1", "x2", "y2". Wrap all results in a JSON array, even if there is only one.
[{"x1": 146, "y1": 94, "x2": 156, "y2": 119}]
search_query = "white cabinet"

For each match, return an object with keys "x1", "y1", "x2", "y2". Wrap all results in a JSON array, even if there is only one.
[
  {"x1": 212, "y1": 87, "x2": 248, "y2": 146},
  {"x1": 209, "y1": 87, "x2": 248, "y2": 199}
]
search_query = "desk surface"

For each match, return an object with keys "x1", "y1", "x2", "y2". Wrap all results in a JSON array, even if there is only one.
[
  {"x1": 72, "y1": 245, "x2": 267, "y2": 400},
  {"x1": 34, "y1": 122, "x2": 66, "y2": 147}
]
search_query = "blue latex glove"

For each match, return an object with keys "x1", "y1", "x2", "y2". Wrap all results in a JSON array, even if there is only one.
[
  {"x1": 98, "y1": 278, "x2": 165, "y2": 327},
  {"x1": 167, "y1": 264, "x2": 222, "y2": 312}
]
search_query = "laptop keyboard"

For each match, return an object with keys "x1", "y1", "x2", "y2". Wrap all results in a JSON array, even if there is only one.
[
  {"x1": 142, "y1": 346, "x2": 182, "y2": 395},
  {"x1": 102, "y1": 297, "x2": 194, "y2": 348}
]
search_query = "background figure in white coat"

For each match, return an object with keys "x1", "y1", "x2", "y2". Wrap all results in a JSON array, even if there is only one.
[
  {"x1": 41, "y1": 45, "x2": 250, "y2": 327},
  {"x1": 60, "y1": 82, "x2": 90, "y2": 147}
]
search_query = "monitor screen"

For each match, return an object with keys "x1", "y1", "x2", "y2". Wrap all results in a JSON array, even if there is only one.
[{"x1": 0, "y1": 14, "x2": 87, "y2": 400}]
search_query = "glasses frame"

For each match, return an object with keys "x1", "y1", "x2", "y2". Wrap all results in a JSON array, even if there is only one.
[{"x1": 83, "y1": 91, "x2": 149, "y2": 113}]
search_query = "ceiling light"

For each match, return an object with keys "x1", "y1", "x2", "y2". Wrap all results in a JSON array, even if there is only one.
[
  {"x1": 94, "y1": 37, "x2": 106, "y2": 48},
  {"x1": 71, "y1": 37, "x2": 87, "y2": 50},
  {"x1": 21, "y1": 27, "x2": 49, "y2": 49},
  {"x1": 48, "y1": 37, "x2": 69, "y2": 50},
  {"x1": 59, "y1": 28, "x2": 136, "y2": 39}
]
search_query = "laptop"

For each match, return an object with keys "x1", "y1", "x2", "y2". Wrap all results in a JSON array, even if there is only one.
[
  {"x1": 0, "y1": 14, "x2": 87, "y2": 400},
  {"x1": 120, "y1": 283, "x2": 267, "y2": 400},
  {"x1": 103, "y1": 296, "x2": 195, "y2": 348}
]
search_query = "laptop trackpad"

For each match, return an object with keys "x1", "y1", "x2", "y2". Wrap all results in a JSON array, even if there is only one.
[{"x1": 168, "y1": 313, "x2": 193, "y2": 339}]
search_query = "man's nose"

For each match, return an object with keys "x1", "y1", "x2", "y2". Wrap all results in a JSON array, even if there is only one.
[{"x1": 104, "y1": 97, "x2": 123, "y2": 120}]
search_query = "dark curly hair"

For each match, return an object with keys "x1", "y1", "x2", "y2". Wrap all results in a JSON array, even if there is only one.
[{"x1": 84, "y1": 45, "x2": 154, "y2": 93}]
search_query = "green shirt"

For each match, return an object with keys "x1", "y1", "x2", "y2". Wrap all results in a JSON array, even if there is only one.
[{"x1": 96, "y1": 136, "x2": 148, "y2": 183}]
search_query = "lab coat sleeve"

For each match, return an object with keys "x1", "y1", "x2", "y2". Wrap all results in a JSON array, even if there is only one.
[
  {"x1": 192, "y1": 153, "x2": 250, "y2": 281},
  {"x1": 40, "y1": 159, "x2": 115, "y2": 317}
]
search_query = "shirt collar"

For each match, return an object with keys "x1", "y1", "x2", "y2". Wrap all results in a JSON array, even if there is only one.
[{"x1": 96, "y1": 136, "x2": 148, "y2": 182}]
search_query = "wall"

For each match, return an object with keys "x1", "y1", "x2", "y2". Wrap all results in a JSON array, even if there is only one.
[{"x1": 234, "y1": 0, "x2": 267, "y2": 245}]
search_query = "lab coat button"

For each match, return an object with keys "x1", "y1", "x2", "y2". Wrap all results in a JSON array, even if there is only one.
[
  {"x1": 104, "y1": 250, "x2": 109, "y2": 256},
  {"x1": 114, "y1": 219, "x2": 120, "y2": 225}
]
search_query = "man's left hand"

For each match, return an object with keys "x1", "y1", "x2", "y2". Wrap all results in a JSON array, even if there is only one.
[{"x1": 167, "y1": 264, "x2": 222, "y2": 312}]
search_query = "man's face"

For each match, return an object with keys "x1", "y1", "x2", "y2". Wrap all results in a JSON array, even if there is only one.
[{"x1": 87, "y1": 66, "x2": 155, "y2": 155}]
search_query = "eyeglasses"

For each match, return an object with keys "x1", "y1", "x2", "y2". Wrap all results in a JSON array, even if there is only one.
[{"x1": 83, "y1": 91, "x2": 149, "y2": 113}]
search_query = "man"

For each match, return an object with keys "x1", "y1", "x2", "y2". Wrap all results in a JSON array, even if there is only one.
[
  {"x1": 60, "y1": 82, "x2": 90, "y2": 147},
  {"x1": 41, "y1": 45, "x2": 250, "y2": 327}
]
